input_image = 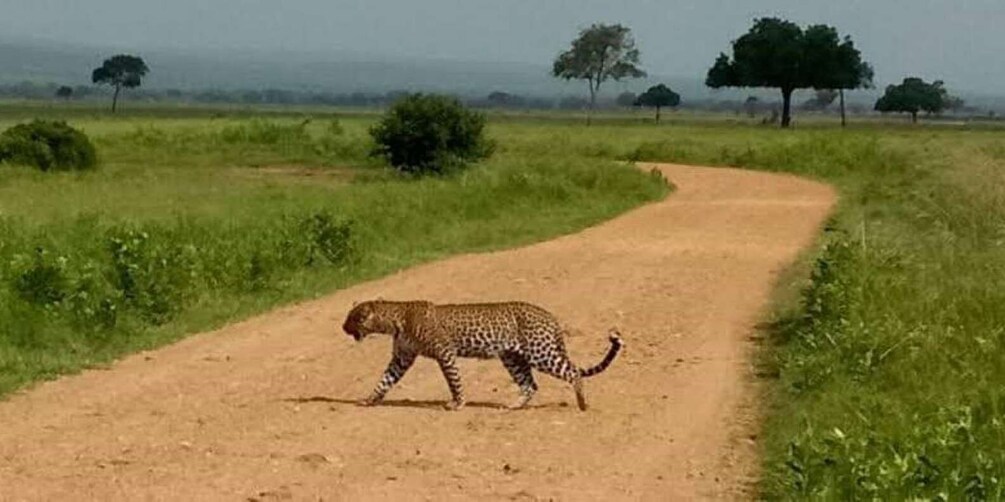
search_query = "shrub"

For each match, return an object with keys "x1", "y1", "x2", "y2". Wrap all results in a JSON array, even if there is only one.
[
  {"x1": 297, "y1": 211, "x2": 354, "y2": 266},
  {"x1": 10, "y1": 248, "x2": 68, "y2": 307},
  {"x1": 370, "y1": 93, "x2": 492, "y2": 174},
  {"x1": 0, "y1": 120, "x2": 97, "y2": 171}
]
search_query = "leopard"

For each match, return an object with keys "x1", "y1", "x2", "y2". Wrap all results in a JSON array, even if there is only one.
[{"x1": 341, "y1": 299, "x2": 623, "y2": 411}]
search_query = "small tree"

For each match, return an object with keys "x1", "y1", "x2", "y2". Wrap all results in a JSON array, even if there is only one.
[
  {"x1": 808, "y1": 26, "x2": 873, "y2": 126},
  {"x1": 552, "y1": 23, "x2": 646, "y2": 125},
  {"x1": 635, "y1": 84, "x2": 681, "y2": 123},
  {"x1": 706, "y1": 18, "x2": 872, "y2": 128},
  {"x1": 743, "y1": 96, "x2": 760, "y2": 118},
  {"x1": 802, "y1": 89, "x2": 838, "y2": 111},
  {"x1": 874, "y1": 77, "x2": 949, "y2": 123},
  {"x1": 616, "y1": 91, "x2": 638, "y2": 108},
  {"x1": 945, "y1": 96, "x2": 967, "y2": 114},
  {"x1": 369, "y1": 93, "x2": 492, "y2": 175},
  {"x1": 55, "y1": 86, "x2": 74, "y2": 101},
  {"x1": 487, "y1": 91, "x2": 523, "y2": 108},
  {"x1": 91, "y1": 54, "x2": 149, "y2": 112}
]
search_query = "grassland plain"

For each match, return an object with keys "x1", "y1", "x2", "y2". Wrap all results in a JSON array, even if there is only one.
[
  {"x1": 0, "y1": 105, "x2": 670, "y2": 396},
  {"x1": 2, "y1": 102, "x2": 1004, "y2": 499}
]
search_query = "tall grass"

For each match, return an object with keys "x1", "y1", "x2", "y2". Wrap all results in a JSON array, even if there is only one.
[{"x1": 755, "y1": 140, "x2": 1005, "y2": 500}]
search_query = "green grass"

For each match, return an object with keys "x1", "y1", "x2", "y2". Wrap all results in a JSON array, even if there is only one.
[
  {"x1": 2, "y1": 102, "x2": 1005, "y2": 498},
  {"x1": 0, "y1": 118, "x2": 374, "y2": 223},
  {"x1": 755, "y1": 143, "x2": 1005, "y2": 500},
  {"x1": 613, "y1": 122, "x2": 1005, "y2": 499},
  {"x1": 0, "y1": 108, "x2": 669, "y2": 395}
]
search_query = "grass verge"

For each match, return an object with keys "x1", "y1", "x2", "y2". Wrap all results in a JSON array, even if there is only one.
[{"x1": 626, "y1": 124, "x2": 1005, "y2": 499}]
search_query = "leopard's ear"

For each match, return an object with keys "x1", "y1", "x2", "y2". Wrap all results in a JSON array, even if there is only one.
[
  {"x1": 351, "y1": 300, "x2": 359, "y2": 307},
  {"x1": 375, "y1": 295, "x2": 384, "y2": 302}
]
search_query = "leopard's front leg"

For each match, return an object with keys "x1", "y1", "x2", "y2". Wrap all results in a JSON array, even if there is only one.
[
  {"x1": 436, "y1": 351, "x2": 465, "y2": 411},
  {"x1": 361, "y1": 350, "x2": 416, "y2": 406}
]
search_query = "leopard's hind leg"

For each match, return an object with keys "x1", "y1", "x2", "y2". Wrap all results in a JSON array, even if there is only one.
[
  {"x1": 501, "y1": 352, "x2": 537, "y2": 409},
  {"x1": 530, "y1": 344, "x2": 588, "y2": 411}
]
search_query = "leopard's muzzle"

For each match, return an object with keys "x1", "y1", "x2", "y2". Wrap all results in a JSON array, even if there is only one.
[{"x1": 342, "y1": 320, "x2": 364, "y2": 342}]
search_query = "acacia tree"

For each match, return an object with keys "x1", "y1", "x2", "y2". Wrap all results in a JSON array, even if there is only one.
[
  {"x1": 55, "y1": 86, "x2": 74, "y2": 101},
  {"x1": 553, "y1": 23, "x2": 646, "y2": 124},
  {"x1": 874, "y1": 77, "x2": 950, "y2": 123},
  {"x1": 91, "y1": 54, "x2": 149, "y2": 112},
  {"x1": 706, "y1": 18, "x2": 872, "y2": 128},
  {"x1": 635, "y1": 84, "x2": 681, "y2": 123}
]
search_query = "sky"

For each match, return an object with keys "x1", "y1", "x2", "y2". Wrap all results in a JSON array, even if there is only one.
[{"x1": 2, "y1": 0, "x2": 1004, "y2": 94}]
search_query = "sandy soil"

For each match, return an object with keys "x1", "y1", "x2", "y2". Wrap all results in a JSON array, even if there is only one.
[{"x1": 0, "y1": 163, "x2": 835, "y2": 501}]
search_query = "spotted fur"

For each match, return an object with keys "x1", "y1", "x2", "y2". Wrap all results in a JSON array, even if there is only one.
[{"x1": 342, "y1": 300, "x2": 623, "y2": 411}]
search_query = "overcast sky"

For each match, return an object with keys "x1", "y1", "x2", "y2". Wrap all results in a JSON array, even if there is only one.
[{"x1": 3, "y1": 0, "x2": 1004, "y2": 93}]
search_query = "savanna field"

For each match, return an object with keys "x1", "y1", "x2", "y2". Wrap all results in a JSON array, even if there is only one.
[{"x1": 1, "y1": 102, "x2": 1004, "y2": 498}]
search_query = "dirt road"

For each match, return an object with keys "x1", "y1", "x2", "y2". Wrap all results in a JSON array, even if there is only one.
[{"x1": 0, "y1": 163, "x2": 835, "y2": 501}]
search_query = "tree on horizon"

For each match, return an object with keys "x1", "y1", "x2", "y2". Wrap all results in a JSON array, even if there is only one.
[
  {"x1": 553, "y1": 23, "x2": 646, "y2": 125},
  {"x1": 92, "y1": 54, "x2": 149, "y2": 112},
  {"x1": 635, "y1": 84, "x2": 681, "y2": 123},
  {"x1": 706, "y1": 18, "x2": 872, "y2": 128},
  {"x1": 875, "y1": 77, "x2": 951, "y2": 123},
  {"x1": 55, "y1": 86, "x2": 73, "y2": 101}
]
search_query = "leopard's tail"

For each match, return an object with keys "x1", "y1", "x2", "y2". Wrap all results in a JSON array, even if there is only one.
[{"x1": 579, "y1": 329, "x2": 623, "y2": 378}]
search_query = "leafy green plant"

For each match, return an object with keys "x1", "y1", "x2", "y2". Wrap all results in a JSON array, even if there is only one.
[
  {"x1": 297, "y1": 211, "x2": 354, "y2": 266},
  {"x1": 107, "y1": 228, "x2": 195, "y2": 325},
  {"x1": 63, "y1": 260, "x2": 120, "y2": 331}
]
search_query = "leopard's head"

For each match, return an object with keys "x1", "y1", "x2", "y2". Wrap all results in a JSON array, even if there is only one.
[{"x1": 342, "y1": 300, "x2": 386, "y2": 341}]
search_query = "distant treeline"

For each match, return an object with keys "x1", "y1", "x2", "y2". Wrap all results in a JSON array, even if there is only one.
[
  {"x1": 1, "y1": 80, "x2": 999, "y2": 119},
  {"x1": 1, "y1": 80, "x2": 572, "y2": 109},
  {"x1": 0, "y1": 80, "x2": 605, "y2": 110}
]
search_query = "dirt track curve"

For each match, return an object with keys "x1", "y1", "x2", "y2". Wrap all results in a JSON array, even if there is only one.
[{"x1": 0, "y1": 163, "x2": 835, "y2": 501}]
